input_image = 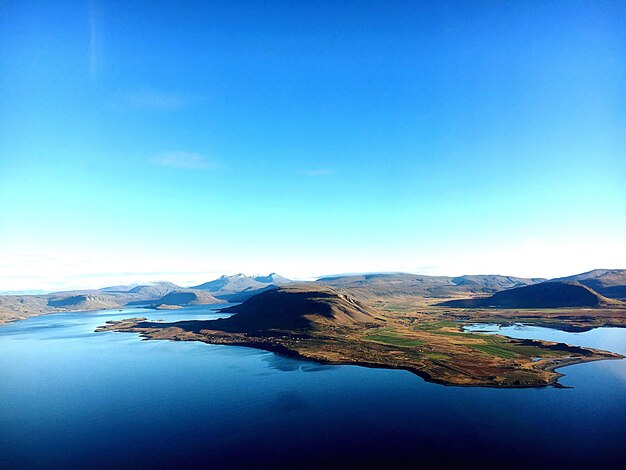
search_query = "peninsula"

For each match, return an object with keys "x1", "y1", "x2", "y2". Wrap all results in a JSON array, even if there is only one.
[{"x1": 97, "y1": 283, "x2": 624, "y2": 387}]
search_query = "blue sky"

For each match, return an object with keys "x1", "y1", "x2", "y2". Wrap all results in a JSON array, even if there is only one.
[{"x1": 1, "y1": 1, "x2": 625, "y2": 290}]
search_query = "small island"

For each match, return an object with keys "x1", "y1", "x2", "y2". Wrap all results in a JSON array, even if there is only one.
[{"x1": 97, "y1": 284, "x2": 624, "y2": 387}]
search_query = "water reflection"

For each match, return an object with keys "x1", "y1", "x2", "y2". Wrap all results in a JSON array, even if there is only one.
[
  {"x1": 464, "y1": 323, "x2": 626, "y2": 355},
  {"x1": 262, "y1": 353, "x2": 338, "y2": 373},
  {"x1": 1, "y1": 308, "x2": 625, "y2": 467}
]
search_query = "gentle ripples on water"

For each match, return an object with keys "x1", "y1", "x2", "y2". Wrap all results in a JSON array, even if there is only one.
[{"x1": 1, "y1": 307, "x2": 624, "y2": 468}]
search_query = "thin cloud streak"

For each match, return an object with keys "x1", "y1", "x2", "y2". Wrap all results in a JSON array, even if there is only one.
[
  {"x1": 110, "y1": 89, "x2": 189, "y2": 111},
  {"x1": 153, "y1": 151, "x2": 221, "y2": 170},
  {"x1": 302, "y1": 169, "x2": 335, "y2": 176},
  {"x1": 89, "y1": 1, "x2": 103, "y2": 79}
]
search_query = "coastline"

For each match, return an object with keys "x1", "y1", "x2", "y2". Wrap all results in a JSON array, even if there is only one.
[
  {"x1": 0, "y1": 302, "x2": 225, "y2": 326},
  {"x1": 97, "y1": 318, "x2": 624, "y2": 389}
]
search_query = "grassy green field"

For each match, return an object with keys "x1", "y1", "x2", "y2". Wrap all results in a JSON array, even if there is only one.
[
  {"x1": 365, "y1": 328, "x2": 424, "y2": 347},
  {"x1": 469, "y1": 343, "x2": 519, "y2": 359}
]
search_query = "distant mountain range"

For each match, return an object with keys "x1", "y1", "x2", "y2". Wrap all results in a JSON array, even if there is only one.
[
  {"x1": 317, "y1": 273, "x2": 546, "y2": 299},
  {"x1": 154, "y1": 291, "x2": 222, "y2": 307},
  {"x1": 1, "y1": 269, "x2": 625, "y2": 324},
  {"x1": 0, "y1": 274, "x2": 292, "y2": 323},
  {"x1": 0, "y1": 289, "x2": 49, "y2": 295},
  {"x1": 191, "y1": 273, "x2": 292, "y2": 301}
]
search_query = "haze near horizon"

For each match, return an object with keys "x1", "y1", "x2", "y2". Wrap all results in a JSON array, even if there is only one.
[{"x1": 1, "y1": 1, "x2": 625, "y2": 291}]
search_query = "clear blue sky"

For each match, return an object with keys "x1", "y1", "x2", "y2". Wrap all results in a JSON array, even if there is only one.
[{"x1": 1, "y1": 1, "x2": 625, "y2": 290}]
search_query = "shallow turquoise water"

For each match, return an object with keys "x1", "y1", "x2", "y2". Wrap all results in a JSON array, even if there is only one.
[
  {"x1": 465, "y1": 322, "x2": 626, "y2": 355},
  {"x1": 1, "y1": 307, "x2": 624, "y2": 468}
]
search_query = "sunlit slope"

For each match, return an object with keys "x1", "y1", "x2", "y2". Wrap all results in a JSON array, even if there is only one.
[
  {"x1": 218, "y1": 284, "x2": 379, "y2": 331},
  {"x1": 441, "y1": 281, "x2": 624, "y2": 308}
]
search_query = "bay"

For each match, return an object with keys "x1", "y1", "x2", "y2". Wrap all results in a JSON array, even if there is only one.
[{"x1": 1, "y1": 307, "x2": 624, "y2": 468}]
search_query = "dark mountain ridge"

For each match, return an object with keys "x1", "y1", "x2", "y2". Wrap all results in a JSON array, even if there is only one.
[
  {"x1": 553, "y1": 269, "x2": 626, "y2": 300},
  {"x1": 440, "y1": 281, "x2": 624, "y2": 309}
]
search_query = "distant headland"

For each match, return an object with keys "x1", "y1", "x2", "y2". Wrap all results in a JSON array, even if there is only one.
[{"x1": 94, "y1": 269, "x2": 626, "y2": 387}]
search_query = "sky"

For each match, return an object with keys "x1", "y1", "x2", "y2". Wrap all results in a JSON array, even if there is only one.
[{"x1": 1, "y1": 0, "x2": 625, "y2": 291}]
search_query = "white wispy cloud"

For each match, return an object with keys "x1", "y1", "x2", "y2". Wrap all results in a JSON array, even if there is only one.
[
  {"x1": 302, "y1": 169, "x2": 335, "y2": 176},
  {"x1": 153, "y1": 151, "x2": 221, "y2": 170},
  {"x1": 89, "y1": 1, "x2": 104, "y2": 79},
  {"x1": 110, "y1": 89, "x2": 189, "y2": 111}
]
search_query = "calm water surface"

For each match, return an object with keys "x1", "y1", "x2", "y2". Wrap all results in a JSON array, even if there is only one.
[{"x1": 1, "y1": 307, "x2": 625, "y2": 468}]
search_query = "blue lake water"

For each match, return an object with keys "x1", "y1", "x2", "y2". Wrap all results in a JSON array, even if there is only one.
[{"x1": 1, "y1": 307, "x2": 625, "y2": 468}]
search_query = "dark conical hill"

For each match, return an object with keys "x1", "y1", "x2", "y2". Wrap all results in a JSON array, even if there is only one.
[
  {"x1": 553, "y1": 269, "x2": 626, "y2": 300},
  {"x1": 441, "y1": 281, "x2": 623, "y2": 308},
  {"x1": 217, "y1": 284, "x2": 378, "y2": 332}
]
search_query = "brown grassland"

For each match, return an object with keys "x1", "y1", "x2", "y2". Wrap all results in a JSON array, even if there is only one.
[{"x1": 97, "y1": 286, "x2": 625, "y2": 387}]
